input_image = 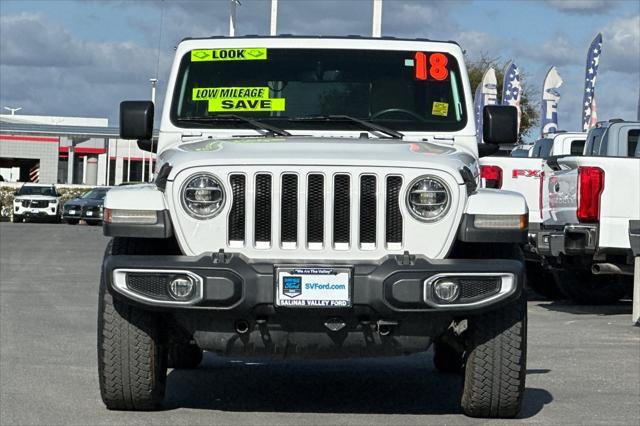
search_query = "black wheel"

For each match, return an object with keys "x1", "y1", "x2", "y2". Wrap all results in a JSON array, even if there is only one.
[
  {"x1": 461, "y1": 294, "x2": 527, "y2": 418},
  {"x1": 552, "y1": 269, "x2": 628, "y2": 305},
  {"x1": 65, "y1": 219, "x2": 80, "y2": 225},
  {"x1": 86, "y1": 220, "x2": 99, "y2": 226},
  {"x1": 12, "y1": 214, "x2": 22, "y2": 223},
  {"x1": 433, "y1": 340, "x2": 463, "y2": 374},
  {"x1": 526, "y1": 262, "x2": 562, "y2": 300},
  {"x1": 97, "y1": 239, "x2": 168, "y2": 410},
  {"x1": 168, "y1": 343, "x2": 203, "y2": 369}
]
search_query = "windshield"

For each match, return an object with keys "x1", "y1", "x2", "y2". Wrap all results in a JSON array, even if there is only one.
[
  {"x1": 81, "y1": 188, "x2": 110, "y2": 200},
  {"x1": 17, "y1": 186, "x2": 56, "y2": 197},
  {"x1": 171, "y1": 48, "x2": 467, "y2": 132}
]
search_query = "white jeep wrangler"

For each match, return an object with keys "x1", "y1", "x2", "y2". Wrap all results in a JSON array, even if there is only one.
[{"x1": 98, "y1": 36, "x2": 528, "y2": 418}]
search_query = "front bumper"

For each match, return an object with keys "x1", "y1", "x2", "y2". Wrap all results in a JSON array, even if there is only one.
[
  {"x1": 104, "y1": 252, "x2": 523, "y2": 316},
  {"x1": 14, "y1": 204, "x2": 58, "y2": 217}
]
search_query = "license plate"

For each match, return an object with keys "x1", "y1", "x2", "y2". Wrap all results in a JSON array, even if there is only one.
[
  {"x1": 69, "y1": 210, "x2": 76, "y2": 215},
  {"x1": 86, "y1": 211, "x2": 93, "y2": 216},
  {"x1": 30, "y1": 209, "x2": 38, "y2": 214},
  {"x1": 275, "y1": 267, "x2": 351, "y2": 308}
]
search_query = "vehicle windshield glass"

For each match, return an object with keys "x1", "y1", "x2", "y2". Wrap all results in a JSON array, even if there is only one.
[
  {"x1": 81, "y1": 188, "x2": 109, "y2": 200},
  {"x1": 17, "y1": 186, "x2": 56, "y2": 197},
  {"x1": 171, "y1": 48, "x2": 467, "y2": 132},
  {"x1": 585, "y1": 127, "x2": 607, "y2": 155}
]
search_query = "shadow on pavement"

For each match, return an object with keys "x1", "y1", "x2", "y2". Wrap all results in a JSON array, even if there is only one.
[
  {"x1": 164, "y1": 353, "x2": 551, "y2": 418},
  {"x1": 537, "y1": 300, "x2": 631, "y2": 316}
]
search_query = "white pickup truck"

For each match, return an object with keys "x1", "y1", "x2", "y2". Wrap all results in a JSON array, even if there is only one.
[
  {"x1": 536, "y1": 120, "x2": 640, "y2": 303},
  {"x1": 97, "y1": 36, "x2": 529, "y2": 417},
  {"x1": 479, "y1": 132, "x2": 586, "y2": 297}
]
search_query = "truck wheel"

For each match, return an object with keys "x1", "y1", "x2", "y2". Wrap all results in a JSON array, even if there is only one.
[
  {"x1": 461, "y1": 295, "x2": 527, "y2": 418},
  {"x1": 526, "y1": 262, "x2": 562, "y2": 300},
  {"x1": 553, "y1": 270, "x2": 627, "y2": 305},
  {"x1": 168, "y1": 343, "x2": 203, "y2": 369},
  {"x1": 433, "y1": 340, "x2": 463, "y2": 373},
  {"x1": 97, "y1": 240, "x2": 167, "y2": 410},
  {"x1": 66, "y1": 219, "x2": 79, "y2": 225},
  {"x1": 12, "y1": 214, "x2": 22, "y2": 223}
]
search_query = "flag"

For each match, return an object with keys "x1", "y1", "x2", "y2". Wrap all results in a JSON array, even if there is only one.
[
  {"x1": 475, "y1": 67, "x2": 498, "y2": 144},
  {"x1": 540, "y1": 66, "x2": 563, "y2": 137},
  {"x1": 502, "y1": 61, "x2": 522, "y2": 133},
  {"x1": 582, "y1": 33, "x2": 602, "y2": 132},
  {"x1": 474, "y1": 84, "x2": 482, "y2": 144}
]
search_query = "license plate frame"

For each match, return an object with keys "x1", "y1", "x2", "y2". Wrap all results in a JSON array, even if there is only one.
[{"x1": 275, "y1": 266, "x2": 352, "y2": 308}]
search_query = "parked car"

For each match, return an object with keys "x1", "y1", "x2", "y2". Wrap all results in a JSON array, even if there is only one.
[
  {"x1": 12, "y1": 183, "x2": 60, "y2": 223},
  {"x1": 479, "y1": 132, "x2": 586, "y2": 297},
  {"x1": 63, "y1": 187, "x2": 111, "y2": 225},
  {"x1": 536, "y1": 120, "x2": 640, "y2": 304},
  {"x1": 97, "y1": 36, "x2": 529, "y2": 418}
]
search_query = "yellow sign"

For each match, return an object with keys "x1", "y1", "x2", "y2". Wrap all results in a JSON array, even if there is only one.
[
  {"x1": 208, "y1": 98, "x2": 286, "y2": 112},
  {"x1": 193, "y1": 87, "x2": 270, "y2": 100},
  {"x1": 432, "y1": 102, "x2": 449, "y2": 117},
  {"x1": 191, "y1": 48, "x2": 267, "y2": 62}
]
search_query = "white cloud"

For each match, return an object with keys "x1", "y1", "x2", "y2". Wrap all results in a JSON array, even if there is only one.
[
  {"x1": 542, "y1": 0, "x2": 611, "y2": 14},
  {"x1": 601, "y1": 15, "x2": 640, "y2": 74}
]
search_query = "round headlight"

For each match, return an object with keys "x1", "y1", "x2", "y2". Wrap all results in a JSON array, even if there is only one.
[
  {"x1": 181, "y1": 173, "x2": 225, "y2": 219},
  {"x1": 406, "y1": 176, "x2": 450, "y2": 222}
]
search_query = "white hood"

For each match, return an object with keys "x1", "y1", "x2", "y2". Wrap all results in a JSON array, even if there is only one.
[{"x1": 160, "y1": 136, "x2": 476, "y2": 184}]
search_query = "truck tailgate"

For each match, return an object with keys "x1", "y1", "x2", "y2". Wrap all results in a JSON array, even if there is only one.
[
  {"x1": 544, "y1": 156, "x2": 640, "y2": 250},
  {"x1": 479, "y1": 156, "x2": 544, "y2": 224}
]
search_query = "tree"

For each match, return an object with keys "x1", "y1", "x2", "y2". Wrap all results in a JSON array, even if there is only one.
[{"x1": 466, "y1": 54, "x2": 540, "y2": 142}]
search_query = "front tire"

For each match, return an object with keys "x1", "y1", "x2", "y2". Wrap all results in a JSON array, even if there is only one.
[
  {"x1": 97, "y1": 240, "x2": 167, "y2": 410},
  {"x1": 461, "y1": 295, "x2": 527, "y2": 418},
  {"x1": 553, "y1": 269, "x2": 628, "y2": 305},
  {"x1": 65, "y1": 219, "x2": 80, "y2": 225},
  {"x1": 12, "y1": 214, "x2": 22, "y2": 223}
]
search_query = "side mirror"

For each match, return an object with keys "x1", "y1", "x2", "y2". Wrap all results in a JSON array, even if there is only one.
[
  {"x1": 120, "y1": 101, "x2": 154, "y2": 140},
  {"x1": 137, "y1": 139, "x2": 157, "y2": 153},
  {"x1": 483, "y1": 105, "x2": 518, "y2": 144}
]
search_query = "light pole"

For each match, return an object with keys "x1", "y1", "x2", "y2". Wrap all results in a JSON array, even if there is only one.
[
  {"x1": 3, "y1": 107, "x2": 22, "y2": 115},
  {"x1": 372, "y1": 0, "x2": 382, "y2": 38},
  {"x1": 270, "y1": 0, "x2": 278, "y2": 36}
]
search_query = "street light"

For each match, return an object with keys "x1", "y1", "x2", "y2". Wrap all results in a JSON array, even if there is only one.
[{"x1": 3, "y1": 107, "x2": 22, "y2": 115}]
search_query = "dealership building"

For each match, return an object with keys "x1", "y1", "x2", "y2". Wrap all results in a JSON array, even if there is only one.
[{"x1": 0, "y1": 114, "x2": 156, "y2": 186}]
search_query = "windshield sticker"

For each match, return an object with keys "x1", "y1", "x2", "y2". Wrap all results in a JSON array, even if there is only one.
[
  {"x1": 432, "y1": 102, "x2": 449, "y2": 117},
  {"x1": 191, "y1": 48, "x2": 267, "y2": 62},
  {"x1": 207, "y1": 98, "x2": 285, "y2": 112},
  {"x1": 192, "y1": 87, "x2": 270, "y2": 100}
]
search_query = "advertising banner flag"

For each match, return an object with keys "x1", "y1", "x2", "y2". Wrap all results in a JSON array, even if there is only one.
[
  {"x1": 582, "y1": 33, "x2": 602, "y2": 132},
  {"x1": 540, "y1": 66, "x2": 563, "y2": 137},
  {"x1": 502, "y1": 61, "x2": 522, "y2": 132},
  {"x1": 475, "y1": 67, "x2": 498, "y2": 143}
]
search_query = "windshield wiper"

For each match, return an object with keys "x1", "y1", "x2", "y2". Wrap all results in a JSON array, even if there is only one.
[
  {"x1": 292, "y1": 115, "x2": 403, "y2": 139},
  {"x1": 177, "y1": 114, "x2": 290, "y2": 137}
]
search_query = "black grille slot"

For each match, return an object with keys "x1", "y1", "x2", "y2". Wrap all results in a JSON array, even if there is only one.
[
  {"x1": 458, "y1": 278, "x2": 501, "y2": 302},
  {"x1": 281, "y1": 174, "x2": 298, "y2": 244},
  {"x1": 307, "y1": 174, "x2": 324, "y2": 244},
  {"x1": 228, "y1": 175, "x2": 246, "y2": 242},
  {"x1": 385, "y1": 176, "x2": 403, "y2": 244},
  {"x1": 333, "y1": 175, "x2": 350, "y2": 245},
  {"x1": 126, "y1": 273, "x2": 171, "y2": 300},
  {"x1": 359, "y1": 175, "x2": 377, "y2": 245},
  {"x1": 255, "y1": 174, "x2": 272, "y2": 244}
]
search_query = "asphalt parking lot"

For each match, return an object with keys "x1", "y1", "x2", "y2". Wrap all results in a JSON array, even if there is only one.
[{"x1": 0, "y1": 222, "x2": 638, "y2": 425}]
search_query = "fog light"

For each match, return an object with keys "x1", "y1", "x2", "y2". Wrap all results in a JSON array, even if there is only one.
[
  {"x1": 168, "y1": 277, "x2": 195, "y2": 300},
  {"x1": 433, "y1": 280, "x2": 460, "y2": 302}
]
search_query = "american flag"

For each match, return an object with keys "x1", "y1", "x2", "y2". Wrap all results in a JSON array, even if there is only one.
[
  {"x1": 582, "y1": 33, "x2": 602, "y2": 132},
  {"x1": 502, "y1": 61, "x2": 522, "y2": 133}
]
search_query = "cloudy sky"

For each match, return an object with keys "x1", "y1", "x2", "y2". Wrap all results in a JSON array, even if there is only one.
[{"x1": 1, "y1": 0, "x2": 638, "y2": 140}]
